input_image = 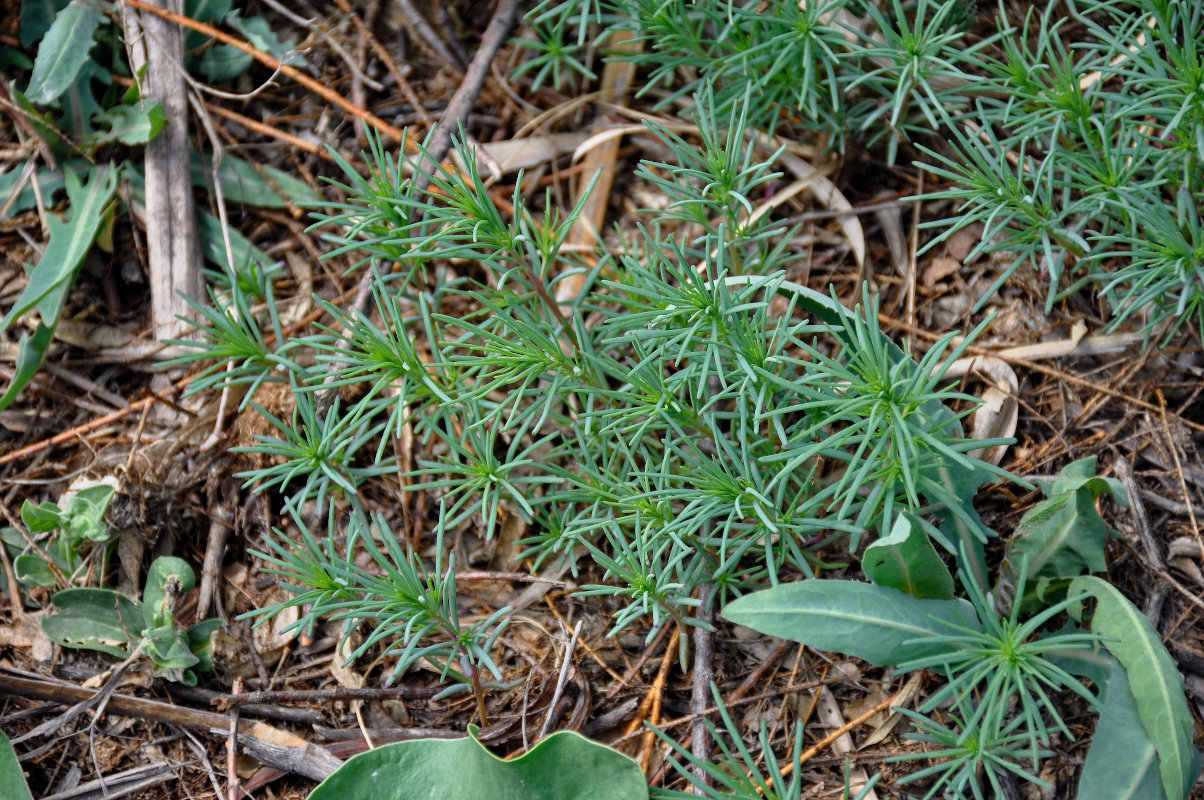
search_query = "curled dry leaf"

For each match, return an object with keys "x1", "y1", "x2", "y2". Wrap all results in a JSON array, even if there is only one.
[
  {"x1": 922, "y1": 256, "x2": 962, "y2": 289},
  {"x1": 0, "y1": 612, "x2": 54, "y2": 662},
  {"x1": 456, "y1": 132, "x2": 588, "y2": 176},
  {"x1": 944, "y1": 355, "x2": 1019, "y2": 466}
]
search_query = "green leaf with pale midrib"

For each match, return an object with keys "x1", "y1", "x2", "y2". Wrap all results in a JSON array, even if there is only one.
[
  {"x1": 1071, "y1": 576, "x2": 1201, "y2": 800},
  {"x1": 24, "y1": 0, "x2": 101, "y2": 105},
  {"x1": 722, "y1": 580, "x2": 980, "y2": 666},
  {"x1": 1075, "y1": 652, "x2": 1167, "y2": 800},
  {"x1": 863, "y1": 512, "x2": 954, "y2": 599}
]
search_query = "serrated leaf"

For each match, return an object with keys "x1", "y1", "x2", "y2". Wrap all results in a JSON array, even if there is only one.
[
  {"x1": 89, "y1": 100, "x2": 166, "y2": 145},
  {"x1": 0, "y1": 164, "x2": 116, "y2": 333},
  {"x1": 309, "y1": 726, "x2": 648, "y2": 800},
  {"x1": 1007, "y1": 488, "x2": 1109, "y2": 582},
  {"x1": 0, "y1": 730, "x2": 34, "y2": 800},
  {"x1": 722, "y1": 580, "x2": 980, "y2": 666},
  {"x1": 0, "y1": 161, "x2": 84, "y2": 220},
  {"x1": 1070, "y1": 576, "x2": 1201, "y2": 800},
  {"x1": 1075, "y1": 652, "x2": 1167, "y2": 800},
  {"x1": 42, "y1": 587, "x2": 142, "y2": 658},
  {"x1": 25, "y1": 0, "x2": 101, "y2": 105},
  {"x1": 0, "y1": 322, "x2": 53, "y2": 413},
  {"x1": 863, "y1": 513, "x2": 954, "y2": 599}
]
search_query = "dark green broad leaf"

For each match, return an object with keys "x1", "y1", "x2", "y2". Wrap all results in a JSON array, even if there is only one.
[
  {"x1": 1070, "y1": 576, "x2": 1201, "y2": 800},
  {"x1": 24, "y1": 0, "x2": 101, "y2": 105},
  {"x1": 124, "y1": 168, "x2": 272, "y2": 269},
  {"x1": 0, "y1": 730, "x2": 34, "y2": 800},
  {"x1": 723, "y1": 580, "x2": 980, "y2": 666},
  {"x1": 42, "y1": 587, "x2": 142, "y2": 658},
  {"x1": 20, "y1": 0, "x2": 73, "y2": 47},
  {"x1": 189, "y1": 152, "x2": 322, "y2": 208},
  {"x1": 193, "y1": 43, "x2": 253, "y2": 82},
  {"x1": 183, "y1": 0, "x2": 233, "y2": 37},
  {"x1": 862, "y1": 513, "x2": 954, "y2": 600},
  {"x1": 0, "y1": 160, "x2": 78, "y2": 219},
  {"x1": 57, "y1": 57, "x2": 108, "y2": 141},
  {"x1": 0, "y1": 165, "x2": 115, "y2": 410},
  {"x1": 308, "y1": 726, "x2": 648, "y2": 800}
]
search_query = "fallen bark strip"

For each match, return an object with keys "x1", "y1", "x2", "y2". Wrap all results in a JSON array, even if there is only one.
[{"x1": 0, "y1": 670, "x2": 342, "y2": 782}]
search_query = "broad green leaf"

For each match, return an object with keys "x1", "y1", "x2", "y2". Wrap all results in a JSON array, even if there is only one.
[
  {"x1": 1070, "y1": 576, "x2": 1201, "y2": 800},
  {"x1": 722, "y1": 580, "x2": 980, "y2": 666},
  {"x1": 20, "y1": 0, "x2": 73, "y2": 47},
  {"x1": 1003, "y1": 457, "x2": 1125, "y2": 598},
  {"x1": 143, "y1": 556, "x2": 195, "y2": 628},
  {"x1": 197, "y1": 209, "x2": 271, "y2": 269},
  {"x1": 89, "y1": 100, "x2": 167, "y2": 145},
  {"x1": 143, "y1": 623, "x2": 200, "y2": 671},
  {"x1": 924, "y1": 454, "x2": 993, "y2": 587},
  {"x1": 1047, "y1": 456, "x2": 1126, "y2": 505},
  {"x1": 1005, "y1": 486, "x2": 1110, "y2": 586},
  {"x1": 0, "y1": 730, "x2": 34, "y2": 800},
  {"x1": 188, "y1": 618, "x2": 222, "y2": 673},
  {"x1": 20, "y1": 499, "x2": 63, "y2": 533},
  {"x1": 10, "y1": 89, "x2": 69, "y2": 155},
  {"x1": 863, "y1": 513, "x2": 954, "y2": 599},
  {"x1": 193, "y1": 44, "x2": 252, "y2": 82},
  {"x1": 0, "y1": 322, "x2": 53, "y2": 412},
  {"x1": 63, "y1": 483, "x2": 116, "y2": 542},
  {"x1": 42, "y1": 587, "x2": 142, "y2": 658},
  {"x1": 124, "y1": 168, "x2": 271, "y2": 269},
  {"x1": 190, "y1": 152, "x2": 322, "y2": 208},
  {"x1": 0, "y1": 47, "x2": 34, "y2": 72},
  {"x1": 0, "y1": 164, "x2": 117, "y2": 332},
  {"x1": 1076, "y1": 653, "x2": 1167, "y2": 800},
  {"x1": 25, "y1": 0, "x2": 101, "y2": 105},
  {"x1": 308, "y1": 726, "x2": 648, "y2": 800},
  {"x1": 13, "y1": 555, "x2": 57, "y2": 587},
  {"x1": 183, "y1": 0, "x2": 233, "y2": 50},
  {"x1": 0, "y1": 162, "x2": 78, "y2": 219}
]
